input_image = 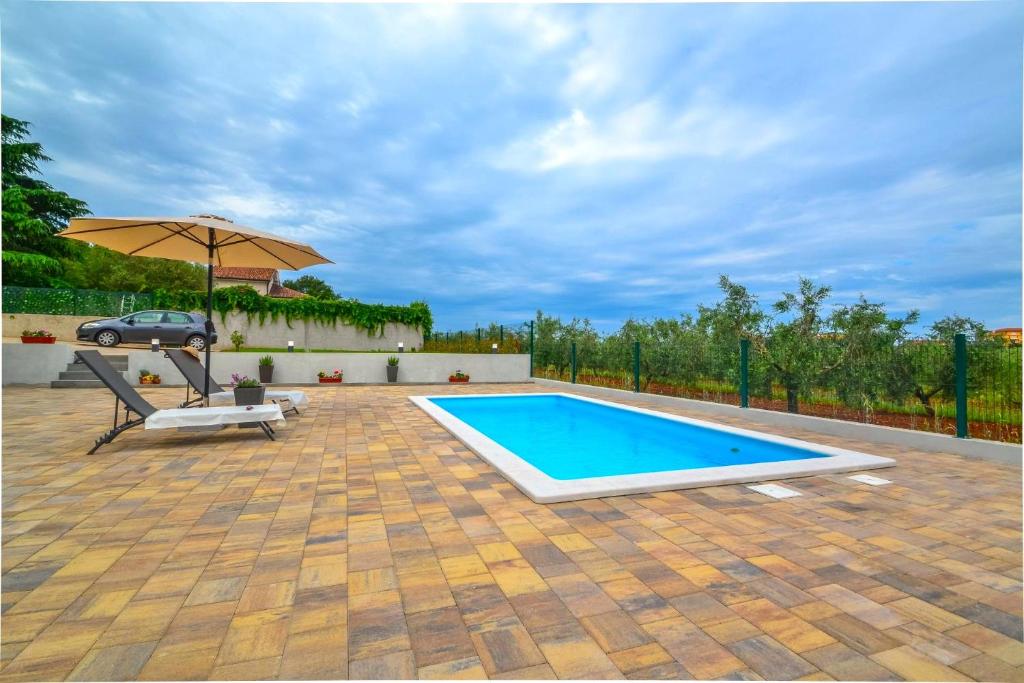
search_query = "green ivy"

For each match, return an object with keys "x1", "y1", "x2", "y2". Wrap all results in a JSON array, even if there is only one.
[{"x1": 153, "y1": 285, "x2": 433, "y2": 337}]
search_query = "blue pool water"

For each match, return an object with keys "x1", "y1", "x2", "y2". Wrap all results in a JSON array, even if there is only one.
[{"x1": 428, "y1": 394, "x2": 827, "y2": 480}]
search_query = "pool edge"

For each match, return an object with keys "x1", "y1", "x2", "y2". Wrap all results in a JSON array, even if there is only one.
[{"x1": 409, "y1": 392, "x2": 897, "y2": 504}]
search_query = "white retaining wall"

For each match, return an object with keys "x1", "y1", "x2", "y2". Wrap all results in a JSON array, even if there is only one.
[
  {"x1": 2, "y1": 342, "x2": 74, "y2": 385},
  {"x1": 129, "y1": 351, "x2": 530, "y2": 386}
]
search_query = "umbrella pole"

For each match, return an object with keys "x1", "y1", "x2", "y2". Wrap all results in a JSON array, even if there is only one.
[{"x1": 204, "y1": 231, "x2": 214, "y2": 407}]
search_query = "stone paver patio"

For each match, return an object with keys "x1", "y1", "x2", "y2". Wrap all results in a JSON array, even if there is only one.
[{"x1": 1, "y1": 383, "x2": 1022, "y2": 681}]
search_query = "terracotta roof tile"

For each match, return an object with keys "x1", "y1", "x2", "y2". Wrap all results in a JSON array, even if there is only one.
[
  {"x1": 269, "y1": 283, "x2": 306, "y2": 299},
  {"x1": 213, "y1": 266, "x2": 278, "y2": 281}
]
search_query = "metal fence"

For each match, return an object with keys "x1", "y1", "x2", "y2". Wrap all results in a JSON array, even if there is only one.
[
  {"x1": 534, "y1": 334, "x2": 1022, "y2": 444},
  {"x1": 3, "y1": 286, "x2": 154, "y2": 317},
  {"x1": 422, "y1": 322, "x2": 533, "y2": 354}
]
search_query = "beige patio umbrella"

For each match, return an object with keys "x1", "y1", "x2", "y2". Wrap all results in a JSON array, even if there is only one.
[{"x1": 59, "y1": 214, "x2": 332, "y2": 401}]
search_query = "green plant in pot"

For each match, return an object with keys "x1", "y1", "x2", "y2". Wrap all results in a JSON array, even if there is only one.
[
  {"x1": 231, "y1": 373, "x2": 265, "y2": 403},
  {"x1": 386, "y1": 355, "x2": 399, "y2": 383},
  {"x1": 258, "y1": 355, "x2": 274, "y2": 384}
]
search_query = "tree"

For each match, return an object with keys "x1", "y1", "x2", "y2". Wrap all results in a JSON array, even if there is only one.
[
  {"x1": 2, "y1": 115, "x2": 89, "y2": 286},
  {"x1": 898, "y1": 315, "x2": 998, "y2": 418},
  {"x1": 59, "y1": 245, "x2": 205, "y2": 292},
  {"x1": 758, "y1": 278, "x2": 833, "y2": 413},
  {"x1": 827, "y1": 297, "x2": 918, "y2": 415},
  {"x1": 282, "y1": 275, "x2": 338, "y2": 300}
]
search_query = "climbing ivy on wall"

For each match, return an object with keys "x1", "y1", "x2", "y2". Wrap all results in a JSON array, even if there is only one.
[{"x1": 153, "y1": 286, "x2": 433, "y2": 336}]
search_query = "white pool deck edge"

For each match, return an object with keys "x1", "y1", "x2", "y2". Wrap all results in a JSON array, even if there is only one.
[{"x1": 410, "y1": 392, "x2": 896, "y2": 503}]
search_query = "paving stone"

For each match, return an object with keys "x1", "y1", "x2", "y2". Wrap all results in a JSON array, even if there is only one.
[
  {"x1": 728, "y1": 635, "x2": 819, "y2": 680},
  {"x1": 2, "y1": 384, "x2": 1020, "y2": 682}
]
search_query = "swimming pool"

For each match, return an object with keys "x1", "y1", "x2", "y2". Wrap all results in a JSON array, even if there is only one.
[{"x1": 411, "y1": 392, "x2": 895, "y2": 503}]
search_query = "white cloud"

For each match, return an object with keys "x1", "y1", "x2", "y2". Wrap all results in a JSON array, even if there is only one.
[{"x1": 495, "y1": 97, "x2": 798, "y2": 172}]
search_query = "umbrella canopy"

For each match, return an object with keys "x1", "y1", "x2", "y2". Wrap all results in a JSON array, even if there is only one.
[
  {"x1": 58, "y1": 214, "x2": 332, "y2": 403},
  {"x1": 58, "y1": 214, "x2": 331, "y2": 270}
]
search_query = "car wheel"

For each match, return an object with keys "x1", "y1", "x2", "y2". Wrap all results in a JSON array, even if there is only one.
[
  {"x1": 95, "y1": 330, "x2": 120, "y2": 347},
  {"x1": 186, "y1": 335, "x2": 207, "y2": 351}
]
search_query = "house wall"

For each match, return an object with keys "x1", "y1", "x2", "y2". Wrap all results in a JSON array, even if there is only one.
[{"x1": 213, "y1": 277, "x2": 269, "y2": 294}]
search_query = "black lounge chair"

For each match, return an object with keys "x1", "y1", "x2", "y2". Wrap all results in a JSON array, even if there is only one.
[
  {"x1": 75, "y1": 350, "x2": 283, "y2": 453},
  {"x1": 163, "y1": 348, "x2": 307, "y2": 414}
]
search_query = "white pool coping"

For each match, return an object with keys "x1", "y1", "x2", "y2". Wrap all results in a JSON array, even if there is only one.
[{"x1": 410, "y1": 392, "x2": 897, "y2": 503}]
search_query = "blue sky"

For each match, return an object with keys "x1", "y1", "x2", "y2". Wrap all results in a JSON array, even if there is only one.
[{"x1": 2, "y1": 2, "x2": 1021, "y2": 332}]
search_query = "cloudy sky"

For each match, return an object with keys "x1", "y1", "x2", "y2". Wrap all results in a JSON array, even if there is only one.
[{"x1": 2, "y1": 2, "x2": 1020, "y2": 332}]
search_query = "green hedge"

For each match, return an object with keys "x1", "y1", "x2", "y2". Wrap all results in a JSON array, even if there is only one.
[
  {"x1": 3, "y1": 286, "x2": 154, "y2": 317},
  {"x1": 153, "y1": 286, "x2": 433, "y2": 336}
]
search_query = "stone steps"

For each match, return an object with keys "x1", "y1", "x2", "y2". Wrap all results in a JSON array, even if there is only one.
[{"x1": 50, "y1": 355, "x2": 129, "y2": 388}]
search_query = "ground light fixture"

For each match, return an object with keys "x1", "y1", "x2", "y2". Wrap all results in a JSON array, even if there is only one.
[
  {"x1": 398, "y1": 342, "x2": 404, "y2": 353},
  {"x1": 288, "y1": 341, "x2": 294, "y2": 352},
  {"x1": 492, "y1": 343, "x2": 498, "y2": 354},
  {"x1": 151, "y1": 338, "x2": 160, "y2": 352}
]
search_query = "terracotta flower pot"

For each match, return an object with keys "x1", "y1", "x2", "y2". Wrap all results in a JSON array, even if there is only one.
[
  {"x1": 21, "y1": 336, "x2": 56, "y2": 344},
  {"x1": 448, "y1": 376, "x2": 470, "y2": 383},
  {"x1": 319, "y1": 377, "x2": 343, "y2": 383}
]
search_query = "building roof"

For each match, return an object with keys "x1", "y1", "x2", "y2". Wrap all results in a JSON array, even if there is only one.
[
  {"x1": 269, "y1": 283, "x2": 306, "y2": 299},
  {"x1": 992, "y1": 327, "x2": 1022, "y2": 334},
  {"x1": 212, "y1": 266, "x2": 279, "y2": 281}
]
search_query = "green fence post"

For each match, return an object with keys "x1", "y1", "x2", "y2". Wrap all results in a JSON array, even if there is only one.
[
  {"x1": 499, "y1": 325, "x2": 504, "y2": 343},
  {"x1": 476, "y1": 328, "x2": 481, "y2": 343},
  {"x1": 739, "y1": 339, "x2": 750, "y2": 408},
  {"x1": 955, "y1": 333, "x2": 968, "y2": 438},
  {"x1": 633, "y1": 341, "x2": 640, "y2": 393},
  {"x1": 570, "y1": 342, "x2": 577, "y2": 384},
  {"x1": 529, "y1": 320, "x2": 535, "y2": 378}
]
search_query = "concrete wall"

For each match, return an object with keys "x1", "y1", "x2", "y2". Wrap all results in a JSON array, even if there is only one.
[
  {"x1": 536, "y1": 378, "x2": 1022, "y2": 466},
  {"x1": 2, "y1": 342, "x2": 74, "y2": 385},
  {"x1": 4, "y1": 312, "x2": 424, "y2": 352},
  {"x1": 211, "y1": 312, "x2": 423, "y2": 352},
  {"x1": 129, "y1": 351, "x2": 530, "y2": 386},
  {"x1": 4, "y1": 314, "x2": 96, "y2": 341}
]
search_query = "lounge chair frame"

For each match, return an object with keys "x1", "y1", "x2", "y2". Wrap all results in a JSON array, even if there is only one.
[
  {"x1": 75, "y1": 350, "x2": 275, "y2": 454},
  {"x1": 164, "y1": 349, "x2": 302, "y2": 415}
]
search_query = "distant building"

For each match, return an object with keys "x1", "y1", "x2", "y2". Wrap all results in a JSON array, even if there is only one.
[
  {"x1": 991, "y1": 327, "x2": 1023, "y2": 345},
  {"x1": 212, "y1": 267, "x2": 305, "y2": 299}
]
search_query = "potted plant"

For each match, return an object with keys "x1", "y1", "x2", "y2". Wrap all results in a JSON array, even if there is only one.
[
  {"x1": 448, "y1": 370, "x2": 470, "y2": 383},
  {"x1": 386, "y1": 356, "x2": 399, "y2": 383},
  {"x1": 317, "y1": 369, "x2": 343, "y2": 384},
  {"x1": 138, "y1": 369, "x2": 161, "y2": 385},
  {"x1": 258, "y1": 355, "x2": 274, "y2": 384},
  {"x1": 21, "y1": 329, "x2": 56, "y2": 344},
  {"x1": 231, "y1": 373, "x2": 265, "y2": 405}
]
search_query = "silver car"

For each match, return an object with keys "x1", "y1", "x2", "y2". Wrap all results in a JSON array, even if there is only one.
[{"x1": 76, "y1": 310, "x2": 218, "y2": 350}]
